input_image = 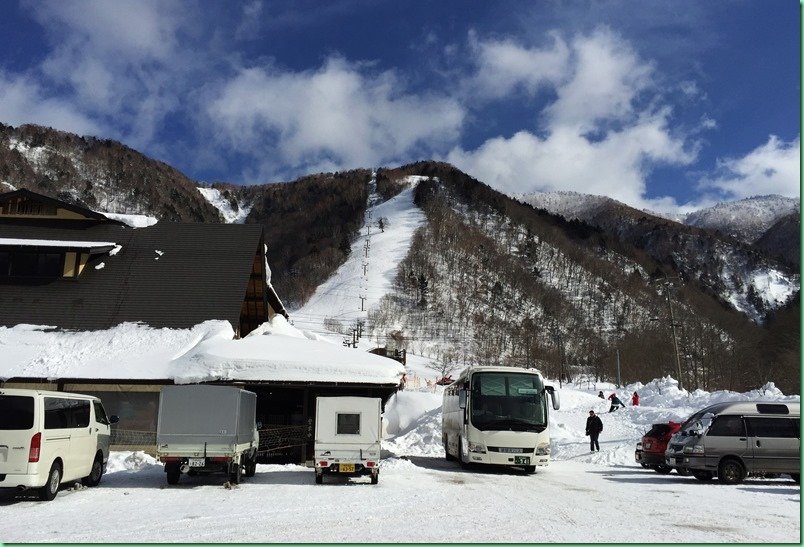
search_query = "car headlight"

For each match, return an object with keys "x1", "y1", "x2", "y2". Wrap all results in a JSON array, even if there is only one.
[
  {"x1": 468, "y1": 442, "x2": 487, "y2": 454},
  {"x1": 535, "y1": 444, "x2": 550, "y2": 455},
  {"x1": 683, "y1": 446, "x2": 693, "y2": 454},
  {"x1": 692, "y1": 445, "x2": 704, "y2": 455},
  {"x1": 636, "y1": 442, "x2": 642, "y2": 450}
]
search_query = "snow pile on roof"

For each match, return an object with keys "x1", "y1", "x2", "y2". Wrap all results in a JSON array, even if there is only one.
[
  {"x1": 0, "y1": 316, "x2": 403, "y2": 385},
  {"x1": 174, "y1": 316, "x2": 404, "y2": 385},
  {"x1": 100, "y1": 212, "x2": 158, "y2": 228},
  {"x1": 197, "y1": 187, "x2": 252, "y2": 224},
  {"x1": 0, "y1": 237, "x2": 116, "y2": 248}
]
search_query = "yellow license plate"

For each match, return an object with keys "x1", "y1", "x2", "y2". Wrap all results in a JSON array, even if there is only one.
[{"x1": 339, "y1": 464, "x2": 355, "y2": 473}]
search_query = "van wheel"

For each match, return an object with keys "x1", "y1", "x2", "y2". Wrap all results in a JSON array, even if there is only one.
[
  {"x1": 82, "y1": 455, "x2": 104, "y2": 487},
  {"x1": 166, "y1": 462, "x2": 180, "y2": 485},
  {"x1": 718, "y1": 459, "x2": 744, "y2": 485},
  {"x1": 654, "y1": 464, "x2": 673, "y2": 475},
  {"x1": 791, "y1": 473, "x2": 800, "y2": 484},
  {"x1": 39, "y1": 462, "x2": 62, "y2": 501},
  {"x1": 692, "y1": 470, "x2": 713, "y2": 481}
]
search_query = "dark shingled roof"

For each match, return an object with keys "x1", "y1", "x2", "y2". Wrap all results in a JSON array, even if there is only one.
[{"x1": 0, "y1": 219, "x2": 277, "y2": 331}]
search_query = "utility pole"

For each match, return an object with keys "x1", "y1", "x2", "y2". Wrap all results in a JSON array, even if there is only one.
[
  {"x1": 359, "y1": 296, "x2": 366, "y2": 311},
  {"x1": 665, "y1": 284, "x2": 684, "y2": 392},
  {"x1": 616, "y1": 349, "x2": 621, "y2": 388},
  {"x1": 652, "y1": 274, "x2": 684, "y2": 392}
]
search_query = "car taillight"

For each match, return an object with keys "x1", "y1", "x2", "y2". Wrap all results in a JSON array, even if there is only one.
[
  {"x1": 29, "y1": 432, "x2": 41, "y2": 463},
  {"x1": 365, "y1": 461, "x2": 375, "y2": 468},
  {"x1": 210, "y1": 457, "x2": 229, "y2": 462},
  {"x1": 160, "y1": 457, "x2": 180, "y2": 462},
  {"x1": 319, "y1": 460, "x2": 329, "y2": 467}
]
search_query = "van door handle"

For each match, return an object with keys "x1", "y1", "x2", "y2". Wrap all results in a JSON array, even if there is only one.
[
  {"x1": 739, "y1": 438, "x2": 746, "y2": 441},
  {"x1": 755, "y1": 440, "x2": 761, "y2": 447}
]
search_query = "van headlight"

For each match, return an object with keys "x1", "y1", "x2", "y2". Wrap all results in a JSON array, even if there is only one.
[
  {"x1": 468, "y1": 442, "x2": 487, "y2": 454},
  {"x1": 683, "y1": 445, "x2": 693, "y2": 454},
  {"x1": 692, "y1": 445, "x2": 704, "y2": 455},
  {"x1": 535, "y1": 444, "x2": 550, "y2": 456}
]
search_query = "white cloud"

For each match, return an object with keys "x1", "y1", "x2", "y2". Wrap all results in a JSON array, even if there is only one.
[
  {"x1": 0, "y1": 72, "x2": 101, "y2": 136},
  {"x1": 468, "y1": 30, "x2": 570, "y2": 100},
  {"x1": 449, "y1": 28, "x2": 697, "y2": 210},
  {"x1": 206, "y1": 58, "x2": 465, "y2": 179},
  {"x1": 698, "y1": 135, "x2": 801, "y2": 200},
  {"x1": 21, "y1": 1, "x2": 195, "y2": 148}
]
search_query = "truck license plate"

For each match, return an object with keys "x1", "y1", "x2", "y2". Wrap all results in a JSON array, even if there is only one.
[
  {"x1": 514, "y1": 456, "x2": 530, "y2": 465},
  {"x1": 188, "y1": 458, "x2": 205, "y2": 467},
  {"x1": 339, "y1": 464, "x2": 355, "y2": 473}
]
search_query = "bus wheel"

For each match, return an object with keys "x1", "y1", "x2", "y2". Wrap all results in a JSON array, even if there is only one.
[
  {"x1": 444, "y1": 438, "x2": 455, "y2": 461},
  {"x1": 458, "y1": 437, "x2": 469, "y2": 469},
  {"x1": 524, "y1": 465, "x2": 536, "y2": 474}
]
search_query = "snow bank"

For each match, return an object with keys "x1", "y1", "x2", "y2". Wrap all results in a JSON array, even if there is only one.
[
  {"x1": 382, "y1": 374, "x2": 800, "y2": 467},
  {"x1": 100, "y1": 212, "x2": 158, "y2": 228},
  {"x1": 197, "y1": 187, "x2": 252, "y2": 224}
]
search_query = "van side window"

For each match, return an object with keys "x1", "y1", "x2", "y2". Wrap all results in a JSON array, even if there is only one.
[
  {"x1": 707, "y1": 415, "x2": 746, "y2": 436},
  {"x1": 44, "y1": 398, "x2": 90, "y2": 429},
  {"x1": 93, "y1": 401, "x2": 109, "y2": 425},
  {"x1": 747, "y1": 418, "x2": 799, "y2": 438}
]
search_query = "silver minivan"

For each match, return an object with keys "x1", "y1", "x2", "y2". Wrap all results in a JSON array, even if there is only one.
[
  {"x1": 0, "y1": 388, "x2": 118, "y2": 500},
  {"x1": 665, "y1": 401, "x2": 800, "y2": 485}
]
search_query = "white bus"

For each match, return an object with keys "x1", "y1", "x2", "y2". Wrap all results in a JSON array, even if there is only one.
[{"x1": 442, "y1": 366, "x2": 560, "y2": 473}]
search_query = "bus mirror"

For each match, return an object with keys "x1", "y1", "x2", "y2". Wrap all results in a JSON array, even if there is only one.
[
  {"x1": 545, "y1": 386, "x2": 560, "y2": 411},
  {"x1": 459, "y1": 390, "x2": 467, "y2": 409}
]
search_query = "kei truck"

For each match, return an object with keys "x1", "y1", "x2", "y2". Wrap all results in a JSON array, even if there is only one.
[
  {"x1": 156, "y1": 385, "x2": 259, "y2": 485},
  {"x1": 314, "y1": 396, "x2": 381, "y2": 484}
]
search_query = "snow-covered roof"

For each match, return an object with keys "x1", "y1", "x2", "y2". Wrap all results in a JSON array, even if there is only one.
[
  {"x1": 0, "y1": 237, "x2": 117, "y2": 248},
  {"x1": 0, "y1": 316, "x2": 404, "y2": 385}
]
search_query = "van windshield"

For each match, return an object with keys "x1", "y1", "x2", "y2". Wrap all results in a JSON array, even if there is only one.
[
  {"x1": 0, "y1": 395, "x2": 34, "y2": 430},
  {"x1": 470, "y1": 372, "x2": 546, "y2": 432}
]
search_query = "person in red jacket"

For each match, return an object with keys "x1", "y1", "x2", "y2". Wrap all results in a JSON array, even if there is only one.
[{"x1": 631, "y1": 392, "x2": 640, "y2": 406}]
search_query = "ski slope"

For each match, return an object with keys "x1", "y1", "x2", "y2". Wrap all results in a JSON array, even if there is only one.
[{"x1": 291, "y1": 176, "x2": 426, "y2": 340}]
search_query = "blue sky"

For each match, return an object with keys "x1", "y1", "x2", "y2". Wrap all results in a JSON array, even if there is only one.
[{"x1": 0, "y1": 0, "x2": 799, "y2": 211}]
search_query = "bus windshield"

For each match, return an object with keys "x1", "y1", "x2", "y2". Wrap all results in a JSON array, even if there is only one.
[{"x1": 470, "y1": 372, "x2": 546, "y2": 432}]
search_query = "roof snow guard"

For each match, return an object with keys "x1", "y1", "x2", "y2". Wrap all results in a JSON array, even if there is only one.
[{"x1": 0, "y1": 238, "x2": 117, "y2": 253}]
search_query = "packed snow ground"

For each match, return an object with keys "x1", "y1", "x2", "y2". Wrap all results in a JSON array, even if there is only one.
[{"x1": 1, "y1": 377, "x2": 798, "y2": 543}]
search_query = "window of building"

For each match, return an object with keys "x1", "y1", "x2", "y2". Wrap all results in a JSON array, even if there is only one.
[
  {"x1": 4, "y1": 198, "x2": 57, "y2": 216},
  {"x1": 0, "y1": 252, "x2": 64, "y2": 278}
]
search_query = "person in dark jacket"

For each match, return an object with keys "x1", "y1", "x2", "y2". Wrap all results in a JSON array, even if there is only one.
[
  {"x1": 608, "y1": 393, "x2": 625, "y2": 412},
  {"x1": 586, "y1": 410, "x2": 603, "y2": 452}
]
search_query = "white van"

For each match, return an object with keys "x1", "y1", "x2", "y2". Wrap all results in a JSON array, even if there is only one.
[
  {"x1": 313, "y1": 397, "x2": 381, "y2": 485},
  {"x1": 0, "y1": 388, "x2": 118, "y2": 500}
]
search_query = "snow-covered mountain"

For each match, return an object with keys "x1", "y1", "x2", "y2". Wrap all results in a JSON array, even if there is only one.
[
  {"x1": 1, "y1": 124, "x2": 798, "y2": 393},
  {"x1": 683, "y1": 195, "x2": 800, "y2": 243}
]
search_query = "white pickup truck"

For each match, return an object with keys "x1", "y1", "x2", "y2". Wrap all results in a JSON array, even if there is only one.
[
  {"x1": 156, "y1": 385, "x2": 259, "y2": 485},
  {"x1": 313, "y1": 396, "x2": 381, "y2": 485}
]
